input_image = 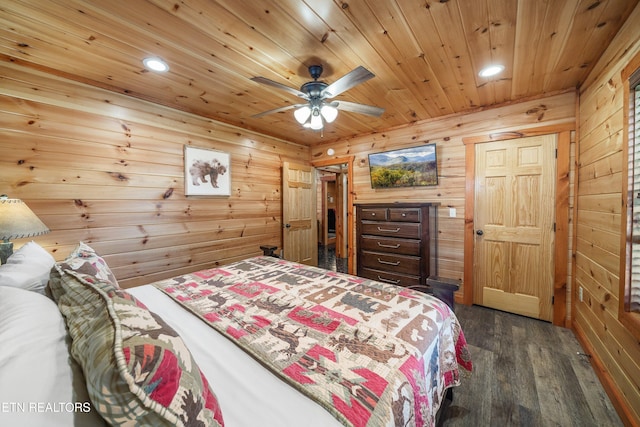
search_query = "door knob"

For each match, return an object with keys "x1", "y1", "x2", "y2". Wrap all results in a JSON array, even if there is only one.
[
  {"x1": 285, "y1": 223, "x2": 291, "y2": 228},
  {"x1": 476, "y1": 229, "x2": 484, "y2": 236}
]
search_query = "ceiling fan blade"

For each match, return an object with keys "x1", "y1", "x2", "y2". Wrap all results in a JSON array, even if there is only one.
[
  {"x1": 321, "y1": 66, "x2": 375, "y2": 99},
  {"x1": 335, "y1": 100, "x2": 384, "y2": 117},
  {"x1": 250, "y1": 76, "x2": 308, "y2": 99},
  {"x1": 252, "y1": 103, "x2": 306, "y2": 118}
]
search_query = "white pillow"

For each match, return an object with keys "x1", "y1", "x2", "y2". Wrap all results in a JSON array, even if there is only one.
[
  {"x1": 0, "y1": 286, "x2": 107, "y2": 426},
  {"x1": 0, "y1": 241, "x2": 55, "y2": 293}
]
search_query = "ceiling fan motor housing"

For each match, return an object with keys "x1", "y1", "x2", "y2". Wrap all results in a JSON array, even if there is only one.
[
  {"x1": 301, "y1": 81, "x2": 328, "y2": 98},
  {"x1": 308, "y1": 64, "x2": 323, "y2": 80},
  {"x1": 300, "y1": 65, "x2": 328, "y2": 98}
]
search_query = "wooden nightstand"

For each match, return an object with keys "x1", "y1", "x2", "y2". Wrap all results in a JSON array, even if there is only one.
[
  {"x1": 426, "y1": 276, "x2": 460, "y2": 311},
  {"x1": 260, "y1": 245, "x2": 278, "y2": 257}
]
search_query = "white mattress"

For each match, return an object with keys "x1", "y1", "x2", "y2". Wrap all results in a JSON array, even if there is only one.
[{"x1": 128, "y1": 285, "x2": 342, "y2": 427}]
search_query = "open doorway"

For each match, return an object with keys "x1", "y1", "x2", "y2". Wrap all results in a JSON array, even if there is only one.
[{"x1": 316, "y1": 164, "x2": 347, "y2": 273}]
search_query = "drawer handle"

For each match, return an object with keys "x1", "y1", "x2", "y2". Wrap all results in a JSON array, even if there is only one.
[
  {"x1": 377, "y1": 276, "x2": 401, "y2": 285},
  {"x1": 377, "y1": 227, "x2": 400, "y2": 233},
  {"x1": 378, "y1": 258, "x2": 401, "y2": 266},
  {"x1": 377, "y1": 242, "x2": 401, "y2": 249}
]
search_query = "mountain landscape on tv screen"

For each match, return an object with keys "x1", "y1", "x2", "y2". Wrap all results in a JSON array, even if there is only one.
[{"x1": 368, "y1": 145, "x2": 437, "y2": 188}]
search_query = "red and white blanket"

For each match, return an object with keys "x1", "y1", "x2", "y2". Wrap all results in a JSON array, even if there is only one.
[{"x1": 152, "y1": 256, "x2": 472, "y2": 427}]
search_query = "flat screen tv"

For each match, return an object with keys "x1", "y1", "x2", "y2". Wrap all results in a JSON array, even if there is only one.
[{"x1": 368, "y1": 144, "x2": 438, "y2": 189}]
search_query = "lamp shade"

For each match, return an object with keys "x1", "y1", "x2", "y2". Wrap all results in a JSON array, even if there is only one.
[
  {"x1": 294, "y1": 106, "x2": 311, "y2": 124},
  {"x1": 309, "y1": 111, "x2": 323, "y2": 130},
  {"x1": 0, "y1": 197, "x2": 50, "y2": 241},
  {"x1": 320, "y1": 105, "x2": 338, "y2": 123}
]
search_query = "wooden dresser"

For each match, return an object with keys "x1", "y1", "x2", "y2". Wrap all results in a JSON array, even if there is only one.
[{"x1": 356, "y1": 202, "x2": 438, "y2": 289}]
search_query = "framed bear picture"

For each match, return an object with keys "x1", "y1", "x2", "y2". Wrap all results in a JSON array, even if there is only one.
[{"x1": 184, "y1": 145, "x2": 231, "y2": 196}]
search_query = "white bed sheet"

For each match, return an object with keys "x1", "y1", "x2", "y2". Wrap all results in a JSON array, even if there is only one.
[
  {"x1": 0, "y1": 286, "x2": 107, "y2": 427},
  {"x1": 128, "y1": 285, "x2": 342, "y2": 427}
]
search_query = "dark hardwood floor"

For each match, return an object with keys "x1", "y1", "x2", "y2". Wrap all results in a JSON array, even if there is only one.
[
  {"x1": 317, "y1": 249, "x2": 620, "y2": 426},
  {"x1": 441, "y1": 304, "x2": 622, "y2": 427},
  {"x1": 318, "y1": 244, "x2": 348, "y2": 273}
]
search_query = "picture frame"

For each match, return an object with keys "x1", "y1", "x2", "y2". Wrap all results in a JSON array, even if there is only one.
[
  {"x1": 184, "y1": 145, "x2": 231, "y2": 196},
  {"x1": 368, "y1": 143, "x2": 438, "y2": 189}
]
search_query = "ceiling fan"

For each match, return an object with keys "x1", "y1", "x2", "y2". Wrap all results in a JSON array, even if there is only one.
[{"x1": 250, "y1": 65, "x2": 384, "y2": 130}]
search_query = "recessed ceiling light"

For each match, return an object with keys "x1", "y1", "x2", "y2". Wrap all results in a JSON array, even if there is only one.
[
  {"x1": 479, "y1": 64, "x2": 504, "y2": 77},
  {"x1": 143, "y1": 57, "x2": 169, "y2": 72}
]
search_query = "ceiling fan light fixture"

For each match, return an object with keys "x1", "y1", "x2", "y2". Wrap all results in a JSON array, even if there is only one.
[
  {"x1": 320, "y1": 105, "x2": 338, "y2": 123},
  {"x1": 294, "y1": 106, "x2": 311, "y2": 124},
  {"x1": 479, "y1": 64, "x2": 504, "y2": 77},
  {"x1": 309, "y1": 111, "x2": 323, "y2": 130}
]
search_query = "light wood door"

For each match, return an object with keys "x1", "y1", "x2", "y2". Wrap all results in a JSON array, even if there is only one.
[
  {"x1": 473, "y1": 135, "x2": 556, "y2": 321},
  {"x1": 282, "y1": 162, "x2": 317, "y2": 265}
]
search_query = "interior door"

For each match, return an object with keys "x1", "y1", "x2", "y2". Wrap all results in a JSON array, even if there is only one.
[
  {"x1": 473, "y1": 134, "x2": 556, "y2": 321},
  {"x1": 282, "y1": 161, "x2": 317, "y2": 265}
]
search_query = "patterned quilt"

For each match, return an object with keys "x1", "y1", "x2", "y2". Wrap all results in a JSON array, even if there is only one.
[{"x1": 152, "y1": 256, "x2": 472, "y2": 427}]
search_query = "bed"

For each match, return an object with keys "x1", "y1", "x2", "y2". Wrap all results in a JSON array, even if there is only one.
[{"x1": 0, "y1": 242, "x2": 472, "y2": 427}]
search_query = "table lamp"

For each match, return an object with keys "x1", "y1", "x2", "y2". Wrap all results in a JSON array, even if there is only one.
[{"x1": 0, "y1": 195, "x2": 50, "y2": 264}]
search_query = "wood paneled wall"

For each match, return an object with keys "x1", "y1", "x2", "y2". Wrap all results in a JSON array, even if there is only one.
[
  {"x1": 311, "y1": 92, "x2": 577, "y2": 305},
  {"x1": 0, "y1": 61, "x2": 309, "y2": 288},
  {"x1": 1, "y1": 15, "x2": 636, "y2": 422},
  {"x1": 574, "y1": 5, "x2": 640, "y2": 426}
]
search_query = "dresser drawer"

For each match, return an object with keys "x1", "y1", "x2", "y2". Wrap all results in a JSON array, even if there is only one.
[
  {"x1": 356, "y1": 203, "x2": 438, "y2": 291},
  {"x1": 388, "y1": 208, "x2": 421, "y2": 222},
  {"x1": 360, "y1": 251, "x2": 421, "y2": 275},
  {"x1": 359, "y1": 235, "x2": 421, "y2": 256},
  {"x1": 360, "y1": 221, "x2": 421, "y2": 239},
  {"x1": 360, "y1": 268, "x2": 421, "y2": 288},
  {"x1": 360, "y1": 208, "x2": 388, "y2": 221}
]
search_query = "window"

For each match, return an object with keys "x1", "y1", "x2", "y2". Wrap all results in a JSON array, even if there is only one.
[{"x1": 621, "y1": 52, "x2": 640, "y2": 338}]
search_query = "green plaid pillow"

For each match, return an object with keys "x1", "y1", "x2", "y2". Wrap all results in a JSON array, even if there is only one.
[{"x1": 49, "y1": 256, "x2": 224, "y2": 427}]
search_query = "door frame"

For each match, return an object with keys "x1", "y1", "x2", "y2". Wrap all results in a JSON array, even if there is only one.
[
  {"x1": 312, "y1": 156, "x2": 355, "y2": 275},
  {"x1": 463, "y1": 124, "x2": 573, "y2": 326},
  {"x1": 319, "y1": 175, "x2": 336, "y2": 246}
]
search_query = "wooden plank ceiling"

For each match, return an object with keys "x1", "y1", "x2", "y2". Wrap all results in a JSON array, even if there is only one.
[{"x1": 0, "y1": 0, "x2": 637, "y2": 146}]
